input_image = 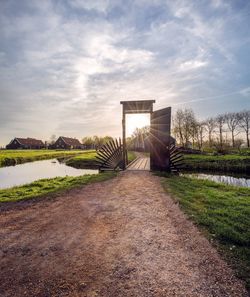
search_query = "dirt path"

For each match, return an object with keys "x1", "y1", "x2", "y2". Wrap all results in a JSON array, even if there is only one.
[{"x1": 0, "y1": 171, "x2": 248, "y2": 297}]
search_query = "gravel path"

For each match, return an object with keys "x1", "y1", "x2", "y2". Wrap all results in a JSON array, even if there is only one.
[{"x1": 0, "y1": 171, "x2": 248, "y2": 297}]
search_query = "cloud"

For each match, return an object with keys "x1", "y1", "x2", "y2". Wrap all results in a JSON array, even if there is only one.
[
  {"x1": 0, "y1": 0, "x2": 249, "y2": 145},
  {"x1": 179, "y1": 59, "x2": 208, "y2": 71},
  {"x1": 240, "y1": 87, "x2": 250, "y2": 97},
  {"x1": 69, "y1": 0, "x2": 110, "y2": 13}
]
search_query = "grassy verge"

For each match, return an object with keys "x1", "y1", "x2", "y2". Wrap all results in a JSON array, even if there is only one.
[
  {"x1": 0, "y1": 172, "x2": 116, "y2": 203},
  {"x1": 66, "y1": 151, "x2": 137, "y2": 169},
  {"x1": 183, "y1": 153, "x2": 250, "y2": 174},
  {"x1": 0, "y1": 150, "x2": 94, "y2": 167},
  {"x1": 160, "y1": 174, "x2": 250, "y2": 291},
  {"x1": 127, "y1": 151, "x2": 137, "y2": 163},
  {"x1": 65, "y1": 151, "x2": 97, "y2": 168}
]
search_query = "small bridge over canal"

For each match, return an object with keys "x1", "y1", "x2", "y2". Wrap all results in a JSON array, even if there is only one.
[
  {"x1": 96, "y1": 100, "x2": 183, "y2": 172},
  {"x1": 126, "y1": 155, "x2": 150, "y2": 171}
]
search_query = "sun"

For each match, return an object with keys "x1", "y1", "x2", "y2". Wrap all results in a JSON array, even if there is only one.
[{"x1": 126, "y1": 114, "x2": 150, "y2": 136}]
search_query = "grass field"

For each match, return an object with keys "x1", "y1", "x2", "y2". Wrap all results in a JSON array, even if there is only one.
[
  {"x1": 0, "y1": 172, "x2": 116, "y2": 203},
  {"x1": 183, "y1": 153, "x2": 250, "y2": 174},
  {"x1": 127, "y1": 151, "x2": 137, "y2": 163},
  {"x1": 65, "y1": 151, "x2": 98, "y2": 168},
  {"x1": 160, "y1": 174, "x2": 250, "y2": 291},
  {"x1": 0, "y1": 150, "x2": 136, "y2": 202},
  {"x1": 0, "y1": 149, "x2": 137, "y2": 169},
  {"x1": 66, "y1": 151, "x2": 137, "y2": 169},
  {"x1": 0, "y1": 149, "x2": 93, "y2": 167}
]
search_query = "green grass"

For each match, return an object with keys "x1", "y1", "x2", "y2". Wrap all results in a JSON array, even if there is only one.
[
  {"x1": 202, "y1": 148, "x2": 250, "y2": 156},
  {"x1": 160, "y1": 174, "x2": 250, "y2": 291},
  {"x1": 0, "y1": 172, "x2": 116, "y2": 203},
  {"x1": 183, "y1": 153, "x2": 250, "y2": 174},
  {"x1": 65, "y1": 151, "x2": 98, "y2": 168},
  {"x1": 127, "y1": 151, "x2": 137, "y2": 163},
  {"x1": 0, "y1": 149, "x2": 94, "y2": 167},
  {"x1": 66, "y1": 151, "x2": 137, "y2": 169}
]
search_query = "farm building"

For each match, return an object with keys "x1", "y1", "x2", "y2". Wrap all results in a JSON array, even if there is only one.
[
  {"x1": 51, "y1": 136, "x2": 82, "y2": 149},
  {"x1": 6, "y1": 138, "x2": 45, "y2": 149}
]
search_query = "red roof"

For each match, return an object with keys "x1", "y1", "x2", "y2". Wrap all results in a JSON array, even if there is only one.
[
  {"x1": 60, "y1": 137, "x2": 82, "y2": 146},
  {"x1": 15, "y1": 138, "x2": 44, "y2": 146}
]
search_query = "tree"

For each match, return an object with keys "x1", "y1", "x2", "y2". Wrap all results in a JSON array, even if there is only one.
[
  {"x1": 204, "y1": 117, "x2": 216, "y2": 147},
  {"x1": 129, "y1": 126, "x2": 150, "y2": 151},
  {"x1": 183, "y1": 109, "x2": 196, "y2": 147},
  {"x1": 102, "y1": 136, "x2": 114, "y2": 144},
  {"x1": 93, "y1": 135, "x2": 102, "y2": 149},
  {"x1": 173, "y1": 109, "x2": 184, "y2": 146},
  {"x1": 82, "y1": 136, "x2": 94, "y2": 148},
  {"x1": 82, "y1": 135, "x2": 114, "y2": 149},
  {"x1": 234, "y1": 138, "x2": 244, "y2": 152},
  {"x1": 173, "y1": 109, "x2": 196, "y2": 147},
  {"x1": 238, "y1": 110, "x2": 250, "y2": 147},
  {"x1": 190, "y1": 118, "x2": 198, "y2": 148},
  {"x1": 196, "y1": 121, "x2": 205, "y2": 150},
  {"x1": 225, "y1": 112, "x2": 240, "y2": 147},
  {"x1": 215, "y1": 114, "x2": 225, "y2": 148},
  {"x1": 49, "y1": 134, "x2": 57, "y2": 145}
]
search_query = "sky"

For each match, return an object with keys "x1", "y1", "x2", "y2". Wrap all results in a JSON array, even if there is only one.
[{"x1": 0, "y1": 0, "x2": 250, "y2": 146}]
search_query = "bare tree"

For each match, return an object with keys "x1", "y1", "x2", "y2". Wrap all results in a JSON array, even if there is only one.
[
  {"x1": 172, "y1": 109, "x2": 250, "y2": 150},
  {"x1": 234, "y1": 138, "x2": 244, "y2": 152},
  {"x1": 204, "y1": 117, "x2": 216, "y2": 147},
  {"x1": 82, "y1": 136, "x2": 114, "y2": 149},
  {"x1": 215, "y1": 114, "x2": 225, "y2": 148},
  {"x1": 196, "y1": 121, "x2": 205, "y2": 150},
  {"x1": 173, "y1": 109, "x2": 202, "y2": 148},
  {"x1": 173, "y1": 109, "x2": 184, "y2": 146},
  {"x1": 185, "y1": 109, "x2": 196, "y2": 147},
  {"x1": 190, "y1": 118, "x2": 198, "y2": 148},
  {"x1": 102, "y1": 136, "x2": 114, "y2": 144},
  {"x1": 238, "y1": 110, "x2": 250, "y2": 147},
  {"x1": 224, "y1": 112, "x2": 240, "y2": 147},
  {"x1": 130, "y1": 127, "x2": 149, "y2": 150},
  {"x1": 82, "y1": 136, "x2": 94, "y2": 149},
  {"x1": 49, "y1": 134, "x2": 57, "y2": 145}
]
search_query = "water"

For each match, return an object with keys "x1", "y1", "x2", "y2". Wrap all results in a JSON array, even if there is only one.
[
  {"x1": 184, "y1": 173, "x2": 250, "y2": 188},
  {"x1": 0, "y1": 159, "x2": 98, "y2": 189}
]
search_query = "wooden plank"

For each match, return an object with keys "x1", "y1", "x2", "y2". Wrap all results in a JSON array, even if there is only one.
[
  {"x1": 127, "y1": 157, "x2": 150, "y2": 171},
  {"x1": 96, "y1": 138, "x2": 123, "y2": 170},
  {"x1": 150, "y1": 107, "x2": 171, "y2": 171},
  {"x1": 120, "y1": 100, "x2": 155, "y2": 114}
]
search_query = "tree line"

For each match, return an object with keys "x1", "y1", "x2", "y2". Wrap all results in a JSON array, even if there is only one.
[
  {"x1": 45, "y1": 108, "x2": 249, "y2": 152},
  {"x1": 173, "y1": 109, "x2": 250, "y2": 150},
  {"x1": 47, "y1": 135, "x2": 114, "y2": 149},
  {"x1": 127, "y1": 127, "x2": 150, "y2": 151},
  {"x1": 81, "y1": 135, "x2": 114, "y2": 149}
]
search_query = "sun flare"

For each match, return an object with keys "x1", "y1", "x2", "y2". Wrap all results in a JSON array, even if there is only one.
[{"x1": 126, "y1": 114, "x2": 150, "y2": 136}]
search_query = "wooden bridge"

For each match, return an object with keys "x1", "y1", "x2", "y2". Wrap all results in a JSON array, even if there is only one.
[
  {"x1": 127, "y1": 156, "x2": 150, "y2": 171},
  {"x1": 96, "y1": 139, "x2": 183, "y2": 172},
  {"x1": 96, "y1": 99, "x2": 183, "y2": 172}
]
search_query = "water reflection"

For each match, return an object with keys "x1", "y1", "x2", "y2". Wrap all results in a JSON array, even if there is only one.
[
  {"x1": 0, "y1": 159, "x2": 98, "y2": 189},
  {"x1": 184, "y1": 173, "x2": 250, "y2": 188}
]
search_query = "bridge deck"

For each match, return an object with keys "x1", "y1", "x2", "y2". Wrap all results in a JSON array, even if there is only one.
[{"x1": 127, "y1": 157, "x2": 150, "y2": 171}]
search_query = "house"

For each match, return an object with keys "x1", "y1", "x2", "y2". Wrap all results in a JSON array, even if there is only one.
[
  {"x1": 6, "y1": 137, "x2": 45, "y2": 149},
  {"x1": 51, "y1": 136, "x2": 82, "y2": 149}
]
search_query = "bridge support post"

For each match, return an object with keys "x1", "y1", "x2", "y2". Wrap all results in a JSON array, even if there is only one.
[{"x1": 122, "y1": 109, "x2": 126, "y2": 170}]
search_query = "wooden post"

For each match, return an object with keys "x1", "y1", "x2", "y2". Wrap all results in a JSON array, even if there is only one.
[
  {"x1": 150, "y1": 106, "x2": 153, "y2": 170},
  {"x1": 120, "y1": 100, "x2": 155, "y2": 170},
  {"x1": 150, "y1": 107, "x2": 171, "y2": 171},
  {"x1": 122, "y1": 109, "x2": 126, "y2": 170}
]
